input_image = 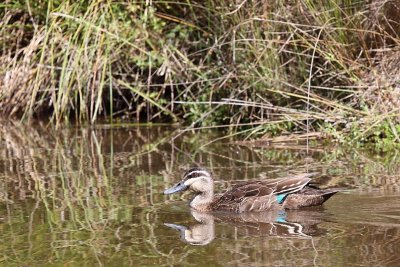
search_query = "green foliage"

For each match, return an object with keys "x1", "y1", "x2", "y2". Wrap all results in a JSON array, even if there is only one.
[
  {"x1": 322, "y1": 119, "x2": 400, "y2": 150},
  {"x1": 366, "y1": 121, "x2": 400, "y2": 151}
]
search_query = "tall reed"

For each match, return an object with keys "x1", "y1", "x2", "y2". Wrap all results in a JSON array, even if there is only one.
[{"x1": 0, "y1": 1, "x2": 399, "y2": 144}]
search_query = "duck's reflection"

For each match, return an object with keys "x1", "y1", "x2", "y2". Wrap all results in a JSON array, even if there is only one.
[
  {"x1": 165, "y1": 208, "x2": 329, "y2": 245},
  {"x1": 165, "y1": 211, "x2": 215, "y2": 246}
]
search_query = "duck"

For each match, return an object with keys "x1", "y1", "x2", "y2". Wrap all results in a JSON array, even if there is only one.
[{"x1": 164, "y1": 167, "x2": 340, "y2": 213}]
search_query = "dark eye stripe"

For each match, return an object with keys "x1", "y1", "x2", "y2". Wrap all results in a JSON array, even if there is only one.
[{"x1": 183, "y1": 170, "x2": 211, "y2": 180}]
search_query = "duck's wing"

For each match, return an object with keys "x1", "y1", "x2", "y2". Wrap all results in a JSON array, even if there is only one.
[
  {"x1": 212, "y1": 174, "x2": 314, "y2": 213},
  {"x1": 230, "y1": 173, "x2": 314, "y2": 196}
]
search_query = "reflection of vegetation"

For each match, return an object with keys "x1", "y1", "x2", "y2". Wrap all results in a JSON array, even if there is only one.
[
  {"x1": 0, "y1": 122, "x2": 177, "y2": 265},
  {"x1": 1, "y1": 1, "x2": 399, "y2": 145},
  {"x1": 0, "y1": 123, "x2": 400, "y2": 265}
]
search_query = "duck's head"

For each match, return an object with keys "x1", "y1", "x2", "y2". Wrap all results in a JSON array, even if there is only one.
[{"x1": 164, "y1": 168, "x2": 214, "y2": 195}]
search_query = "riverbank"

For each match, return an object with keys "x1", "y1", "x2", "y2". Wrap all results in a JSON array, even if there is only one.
[{"x1": 1, "y1": 1, "x2": 399, "y2": 147}]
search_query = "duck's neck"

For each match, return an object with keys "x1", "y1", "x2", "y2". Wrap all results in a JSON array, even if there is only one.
[{"x1": 190, "y1": 190, "x2": 214, "y2": 212}]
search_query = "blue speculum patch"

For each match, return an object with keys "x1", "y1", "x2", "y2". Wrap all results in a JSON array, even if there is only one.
[
  {"x1": 275, "y1": 210, "x2": 287, "y2": 222},
  {"x1": 276, "y1": 194, "x2": 287, "y2": 204}
]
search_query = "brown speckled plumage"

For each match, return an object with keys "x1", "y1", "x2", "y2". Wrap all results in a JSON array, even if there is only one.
[{"x1": 164, "y1": 168, "x2": 340, "y2": 213}]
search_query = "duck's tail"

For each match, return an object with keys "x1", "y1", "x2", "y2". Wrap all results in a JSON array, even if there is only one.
[
  {"x1": 283, "y1": 186, "x2": 342, "y2": 209},
  {"x1": 317, "y1": 188, "x2": 341, "y2": 201}
]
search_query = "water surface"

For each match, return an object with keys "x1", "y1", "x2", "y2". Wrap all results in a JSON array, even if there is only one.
[{"x1": 0, "y1": 121, "x2": 399, "y2": 266}]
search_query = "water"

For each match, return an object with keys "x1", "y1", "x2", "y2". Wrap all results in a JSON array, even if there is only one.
[{"x1": 1, "y1": 121, "x2": 399, "y2": 266}]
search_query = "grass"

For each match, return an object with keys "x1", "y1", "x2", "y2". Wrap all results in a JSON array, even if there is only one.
[{"x1": 0, "y1": 0, "x2": 399, "y2": 146}]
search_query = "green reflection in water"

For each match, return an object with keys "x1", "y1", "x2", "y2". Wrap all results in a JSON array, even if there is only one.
[{"x1": 0, "y1": 121, "x2": 399, "y2": 266}]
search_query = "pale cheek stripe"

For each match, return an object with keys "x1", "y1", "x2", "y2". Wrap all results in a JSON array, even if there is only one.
[{"x1": 184, "y1": 176, "x2": 208, "y2": 185}]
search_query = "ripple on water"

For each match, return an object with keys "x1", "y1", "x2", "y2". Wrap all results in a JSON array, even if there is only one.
[{"x1": 1, "y1": 123, "x2": 400, "y2": 266}]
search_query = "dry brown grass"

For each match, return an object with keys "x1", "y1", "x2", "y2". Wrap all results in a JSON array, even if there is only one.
[{"x1": 0, "y1": 1, "x2": 399, "y2": 144}]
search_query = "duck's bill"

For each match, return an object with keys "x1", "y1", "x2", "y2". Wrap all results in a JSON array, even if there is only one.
[
  {"x1": 164, "y1": 182, "x2": 188, "y2": 195},
  {"x1": 164, "y1": 223, "x2": 187, "y2": 232}
]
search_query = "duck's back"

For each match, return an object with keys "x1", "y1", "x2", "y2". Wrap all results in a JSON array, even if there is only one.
[{"x1": 210, "y1": 174, "x2": 313, "y2": 213}]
